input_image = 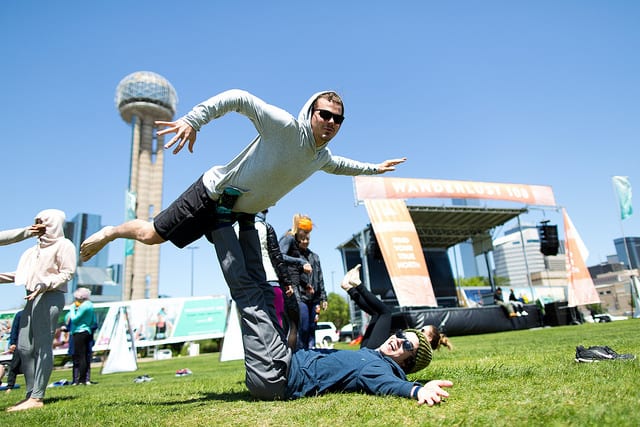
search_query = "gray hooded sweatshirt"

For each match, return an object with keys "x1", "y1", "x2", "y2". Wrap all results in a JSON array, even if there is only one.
[{"x1": 181, "y1": 89, "x2": 380, "y2": 213}]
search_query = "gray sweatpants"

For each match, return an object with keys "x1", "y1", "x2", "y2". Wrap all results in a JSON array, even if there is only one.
[
  {"x1": 18, "y1": 290, "x2": 65, "y2": 399},
  {"x1": 211, "y1": 227, "x2": 291, "y2": 400}
]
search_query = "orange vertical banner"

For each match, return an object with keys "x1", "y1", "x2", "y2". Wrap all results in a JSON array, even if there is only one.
[
  {"x1": 364, "y1": 199, "x2": 437, "y2": 307},
  {"x1": 563, "y1": 208, "x2": 600, "y2": 307}
]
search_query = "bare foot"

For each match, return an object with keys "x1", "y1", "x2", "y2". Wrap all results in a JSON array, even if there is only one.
[
  {"x1": 80, "y1": 226, "x2": 114, "y2": 262},
  {"x1": 6, "y1": 397, "x2": 43, "y2": 412}
]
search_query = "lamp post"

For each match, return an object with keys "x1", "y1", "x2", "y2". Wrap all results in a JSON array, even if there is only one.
[
  {"x1": 331, "y1": 270, "x2": 336, "y2": 294},
  {"x1": 187, "y1": 246, "x2": 199, "y2": 297}
]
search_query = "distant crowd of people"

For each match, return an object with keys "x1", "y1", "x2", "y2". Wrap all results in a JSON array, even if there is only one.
[{"x1": 494, "y1": 287, "x2": 529, "y2": 318}]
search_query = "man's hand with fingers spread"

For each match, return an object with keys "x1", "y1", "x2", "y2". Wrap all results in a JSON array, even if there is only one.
[
  {"x1": 156, "y1": 119, "x2": 198, "y2": 154},
  {"x1": 416, "y1": 380, "x2": 453, "y2": 406}
]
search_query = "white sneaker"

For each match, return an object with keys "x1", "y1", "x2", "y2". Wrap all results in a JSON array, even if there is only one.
[
  {"x1": 134, "y1": 375, "x2": 153, "y2": 383},
  {"x1": 341, "y1": 264, "x2": 362, "y2": 290},
  {"x1": 522, "y1": 311, "x2": 528, "y2": 316}
]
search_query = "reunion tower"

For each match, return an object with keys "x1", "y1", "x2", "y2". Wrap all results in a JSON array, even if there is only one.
[{"x1": 115, "y1": 71, "x2": 178, "y2": 300}]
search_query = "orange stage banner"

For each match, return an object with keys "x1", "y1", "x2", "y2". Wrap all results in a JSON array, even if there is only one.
[
  {"x1": 355, "y1": 176, "x2": 557, "y2": 207},
  {"x1": 563, "y1": 208, "x2": 600, "y2": 307},
  {"x1": 364, "y1": 199, "x2": 437, "y2": 307}
]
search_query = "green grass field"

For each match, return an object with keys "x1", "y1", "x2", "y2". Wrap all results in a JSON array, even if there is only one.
[{"x1": 2, "y1": 320, "x2": 638, "y2": 426}]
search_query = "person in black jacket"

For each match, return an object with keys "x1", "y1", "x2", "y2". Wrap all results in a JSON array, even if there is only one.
[
  {"x1": 297, "y1": 232, "x2": 327, "y2": 348},
  {"x1": 279, "y1": 214, "x2": 322, "y2": 350}
]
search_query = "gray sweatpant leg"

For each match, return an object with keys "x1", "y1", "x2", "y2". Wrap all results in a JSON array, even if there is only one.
[
  {"x1": 18, "y1": 291, "x2": 65, "y2": 399},
  {"x1": 211, "y1": 226, "x2": 291, "y2": 400}
]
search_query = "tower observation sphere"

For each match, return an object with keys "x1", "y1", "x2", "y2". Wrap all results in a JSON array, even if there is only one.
[{"x1": 116, "y1": 71, "x2": 178, "y2": 123}]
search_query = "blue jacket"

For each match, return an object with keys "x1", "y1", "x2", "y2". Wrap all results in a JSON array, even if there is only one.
[
  {"x1": 9, "y1": 310, "x2": 21, "y2": 346},
  {"x1": 285, "y1": 348, "x2": 418, "y2": 399},
  {"x1": 66, "y1": 301, "x2": 95, "y2": 335}
]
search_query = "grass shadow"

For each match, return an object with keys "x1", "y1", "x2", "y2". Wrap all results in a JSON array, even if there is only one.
[{"x1": 101, "y1": 390, "x2": 253, "y2": 408}]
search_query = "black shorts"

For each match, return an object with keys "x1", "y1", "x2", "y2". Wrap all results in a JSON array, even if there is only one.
[{"x1": 153, "y1": 177, "x2": 218, "y2": 248}]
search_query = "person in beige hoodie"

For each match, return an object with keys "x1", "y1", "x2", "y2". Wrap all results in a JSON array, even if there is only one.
[{"x1": 0, "y1": 209, "x2": 76, "y2": 412}]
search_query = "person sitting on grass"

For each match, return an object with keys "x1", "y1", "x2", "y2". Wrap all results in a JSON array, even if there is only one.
[{"x1": 212, "y1": 221, "x2": 453, "y2": 405}]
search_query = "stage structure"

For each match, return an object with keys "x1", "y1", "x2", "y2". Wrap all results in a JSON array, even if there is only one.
[
  {"x1": 338, "y1": 205, "x2": 527, "y2": 307},
  {"x1": 338, "y1": 176, "x2": 599, "y2": 336},
  {"x1": 115, "y1": 72, "x2": 178, "y2": 300}
]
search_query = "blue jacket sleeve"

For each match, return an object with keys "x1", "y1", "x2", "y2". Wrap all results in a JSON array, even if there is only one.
[
  {"x1": 9, "y1": 311, "x2": 22, "y2": 345},
  {"x1": 279, "y1": 234, "x2": 306, "y2": 266},
  {"x1": 357, "y1": 360, "x2": 417, "y2": 398}
]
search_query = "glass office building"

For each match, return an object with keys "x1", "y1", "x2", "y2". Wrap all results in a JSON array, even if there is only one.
[
  {"x1": 64, "y1": 213, "x2": 123, "y2": 303},
  {"x1": 614, "y1": 237, "x2": 640, "y2": 269}
]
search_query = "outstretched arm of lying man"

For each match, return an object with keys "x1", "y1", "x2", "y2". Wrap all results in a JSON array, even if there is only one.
[{"x1": 412, "y1": 380, "x2": 453, "y2": 406}]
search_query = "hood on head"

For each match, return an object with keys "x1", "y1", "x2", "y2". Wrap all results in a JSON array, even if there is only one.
[
  {"x1": 35, "y1": 209, "x2": 66, "y2": 245},
  {"x1": 297, "y1": 90, "x2": 341, "y2": 124}
]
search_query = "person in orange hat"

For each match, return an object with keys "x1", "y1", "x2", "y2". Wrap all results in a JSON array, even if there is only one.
[{"x1": 280, "y1": 214, "x2": 327, "y2": 349}]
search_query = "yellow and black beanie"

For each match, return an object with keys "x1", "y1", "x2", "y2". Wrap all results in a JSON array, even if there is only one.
[{"x1": 405, "y1": 328, "x2": 433, "y2": 374}]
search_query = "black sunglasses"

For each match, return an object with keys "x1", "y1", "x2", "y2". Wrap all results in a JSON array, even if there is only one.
[
  {"x1": 314, "y1": 109, "x2": 345, "y2": 124},
  {"x1": 395, "y1": 330, "x2": 415, "y2": 352}
]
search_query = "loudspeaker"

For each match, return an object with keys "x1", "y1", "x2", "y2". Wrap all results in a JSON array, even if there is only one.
[
  {"x1": 544, "y1": 301, "x2": 570, "y2": 326},
  {"x1": 538, "y1": 224, "x2": 559, "y2": 256}
]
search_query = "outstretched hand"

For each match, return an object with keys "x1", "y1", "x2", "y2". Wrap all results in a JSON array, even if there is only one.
[
  {"x1": 156, "y1": 119, "x2": 198, "y2": 154},
  {"x1": 27, "y1": 223, "x2": 46, "y2": 237},
  {"x1": 377, "y1": 157, "x2": 407, "y2": 173},
  {"x1": 416, "y1": 380, "x2": 453, "y2": 406}
]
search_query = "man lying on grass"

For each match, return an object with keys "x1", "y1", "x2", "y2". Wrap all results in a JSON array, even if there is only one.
[{"x1": 213, "y1": 222, "x2": 453, "y2": 405}]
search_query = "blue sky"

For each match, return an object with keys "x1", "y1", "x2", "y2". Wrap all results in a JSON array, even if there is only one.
[{"x1": 1, "y1": 1, "x2": 638, "y2": 310}]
